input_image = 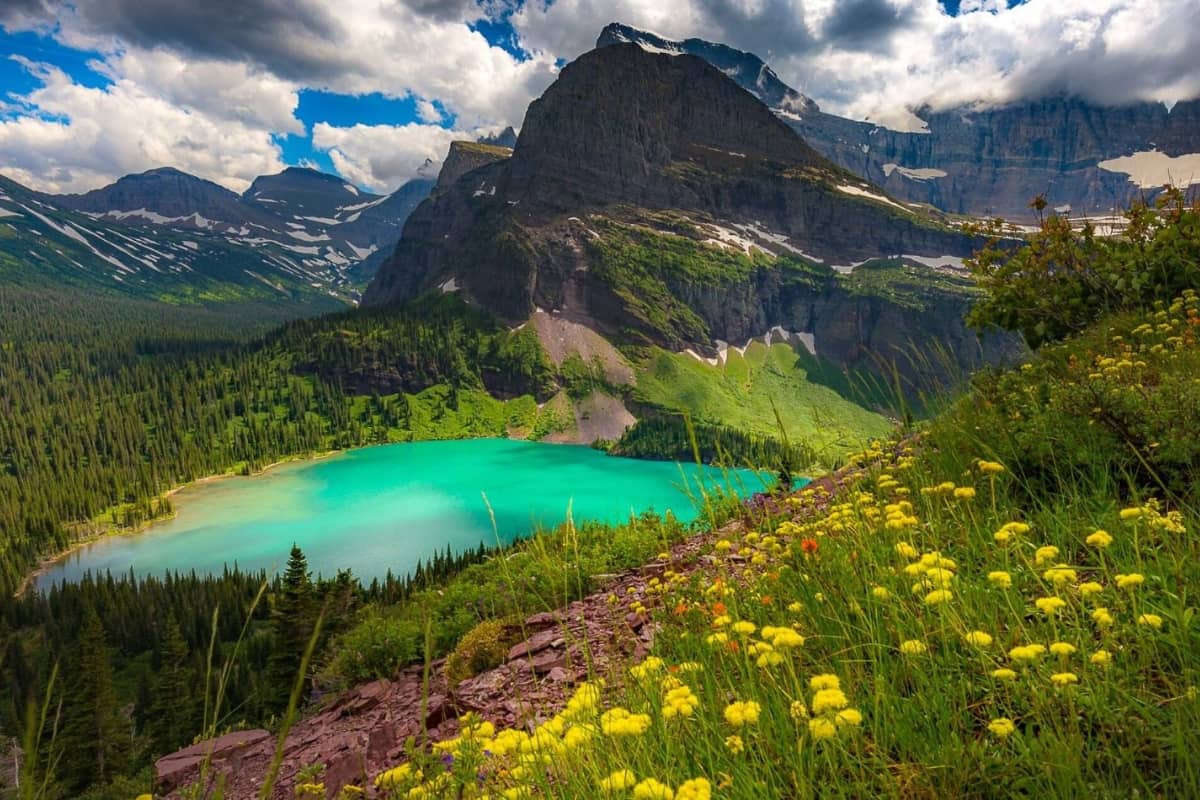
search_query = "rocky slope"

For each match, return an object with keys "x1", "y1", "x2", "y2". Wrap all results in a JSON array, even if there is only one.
[
  {"x1": 598, "y1": 23, "x2": 1200, "y2": 221},
  {"x1": 366, "y1": 43, "x2": 1011, "y2": 380}
]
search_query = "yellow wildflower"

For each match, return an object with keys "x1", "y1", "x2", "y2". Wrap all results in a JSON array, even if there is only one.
[
  {"x1": 375, "y1": 764, "x2": 420, "y2": 789},
  {"x1": 630, "y1": 657, "x2": 665, "y2": 682},
  {"x1": 924, "y1": 589, "x2": 953, "y2": 606},
  {"x1": 1009, "y1": 644, "x2": 1046, "y2": 663},
  {"x1": 812, "y1": 688, "x2": 849, "y2": 714},
  {"x1": 1043, "y1": 565, "x2": 1077, "y2": 585},
  {"x1": 954, "y1": 486, "x2": 977, "y2": 500},
  {"x1": 1049, "y1": 642, "x2": 1076, "y2": 657},
  {"x1": 790, "y1": 701, "x2": 809, "y2": 720},
  {"x1": 1115, "y1": 573, "x2": 1145, "y2": 589},
  {"x1": 871, "y1": 585, "x2": 892, "y2": 600},
  {"x1": 765, "y1": 626, "x2": 806, "y2": 649},
  {"x1": 1137, "y1": 613, "x2": 1164, "y2": 629},
  {"x1": 835, "y1": 708, "x2": 863, "y2": 727},
  {"x1": 599, "y1": 770, "x2": 637, "y2": 792},
  {"x1": 991, "y1": 668, "x2": 1018, "y2": 681},
  {"x1": 600, "y1": 708, "x2": 652, "y2": 736},
  {"x1": 1078, "y1": 581, "x2": 1104, "y2": 598},
  {"x1": 808, "y1": 717, "x2": 838, "y2": 740},
  {"x1": 988, "y1": 718, "x2": 1016, "y2": 737},
  {"x1": 731, "y1": 620, "x2": 757, "y2": 637},
  {"x1": 988, "y1": 571, "x2": 1013, "y2": 589},
  {"x1": 1051, "y1": 672, "x2": 1079, "y2": 687},
  {"x1": 724, "y1": 734, "x2": 745, "y2": 753},
  {"x1": 662, "y1": 685, "x2": 700, "y2": 719},
  {"x1": 676, "y1": 778, "x2": 711, "y2": 800},
  {"x1": 1034, "y1": 546, "x2": 1060, "y2": 566},
  {"x1": 723, "y1": 700, "x2": 762, "y2": 727},
  {"x1": 900, "y1": 639, "x2": 928, "y2": 655},
  {"x1": 809, "y1": 674, "x2": 841, "y2": 691},
  {"x1": 977, "y1": 460, "x2": 1005, "y2": 475},
  {"x1": 1090, "y1": 650, "x2": 1113, "y2": 666},
  {"x1": 894, "y1": 542, "x2": 919, "y2": 559},
  {"x1": 633, "y1": 778, "x2": 675, "y2": 800},
  {"x1": 1036, "y1": 596, "x2": 1067, "y2": 616},
  {"x1": 1091, "y1": 607, "x2": 1115, "y2": 628},
  {"x1": 964, "y1": 631, "x2": 994, "y2": 647},
  {"x1": 1119, "y1": 507, "x2": 1144, "y2": 520},
  {"x1": 1085, "y1": 530, "x2": 1113, "y2": 548}
]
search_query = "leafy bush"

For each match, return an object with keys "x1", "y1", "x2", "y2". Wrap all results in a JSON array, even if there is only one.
[
  {"x1": 967, "y1": 189, "x2": 1200, "y2": 347},
  {"x1": 323, "y1": 610, "x2": 422, "y2": 685},
  {"x1": 945, "y1": 290, "x2": 1200, "y2": 502},
  {"x1": 445, "y1": 618, "x2": 520, "y2": 686}
]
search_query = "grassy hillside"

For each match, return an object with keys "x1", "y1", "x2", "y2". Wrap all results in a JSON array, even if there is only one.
[
  {"x1": 352, "y1": 289, "x2": 1200, "y2": 800},
  {"x1": 633, "y1": 341, "x2": 892, "y2": 462}
]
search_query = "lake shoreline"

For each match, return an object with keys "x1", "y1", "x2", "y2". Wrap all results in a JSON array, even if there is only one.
[
  {"x1": 16, "y1": 448, "x2": 342, "y2": 596},
  {"x1": 25, "y1": 439, "x2": 775, "y2": 593}
]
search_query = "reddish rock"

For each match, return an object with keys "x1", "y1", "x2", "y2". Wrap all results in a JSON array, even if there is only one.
[{"x1": 156, "y1": 729, "x2": 271, "y2": 793}]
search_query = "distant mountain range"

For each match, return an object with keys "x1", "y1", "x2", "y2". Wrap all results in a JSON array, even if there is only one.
[{"x1": 598, "y1": 23, "x2": 1200, "y2": 220}]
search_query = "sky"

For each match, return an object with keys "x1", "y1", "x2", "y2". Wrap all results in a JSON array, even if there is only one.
[{"x1": 1, "y1": 0, "x2": 1197, "y2": 196}]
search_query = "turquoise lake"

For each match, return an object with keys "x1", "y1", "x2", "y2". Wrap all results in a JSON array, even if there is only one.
[{"x1": 36, "y1": 439, "x2": 772, "y2": 588}]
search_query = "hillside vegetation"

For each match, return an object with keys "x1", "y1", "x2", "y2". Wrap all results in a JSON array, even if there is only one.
[{"x1": 302, "y1": 197, "x2": 1199, "y2": 799}]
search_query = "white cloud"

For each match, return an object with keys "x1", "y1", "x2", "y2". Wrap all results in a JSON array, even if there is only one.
[
  {"x1": 416, "y1": 98, "x2": 443, "y2": 124},
  {"x1": 1, "y1": 0, "x2": 1197, "y2": 194},
  {"x1": 0, "y1": 58, "x2": 287, "y2": 193},
  {"x1": 312, "y1": 121, "x2": 463, "y2": 192}
]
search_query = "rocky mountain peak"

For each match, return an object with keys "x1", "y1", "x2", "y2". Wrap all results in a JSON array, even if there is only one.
[
  {"x1": 596, "y1": 23, "x2": 818, "y2": 115},
  {"x1": 54, "y1": 166, "x2": 250, "y2": 223},
  {"x1": 433, "y1": 141, "x2": 512, "y2": 195},
  {"x1": 506, "y1": 43, "x2": 828, "y2": 212}
]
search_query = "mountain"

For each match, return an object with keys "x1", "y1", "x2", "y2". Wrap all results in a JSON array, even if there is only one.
[
  {"x1": 366, "y1": 43, "x2": 1007, "y2": 381},
  {"x1": 597, "y1": 23, "x2": 1200, "y2": 220},
  {"x1": 49, "y1": 165, "x2": 434, "y2": 297},
  {"x1": 478, "y1": 126, "x2": 519, "y2": 148},
  {"x1": 0, "y1": 172, "x2": 344, "y2": 312}
]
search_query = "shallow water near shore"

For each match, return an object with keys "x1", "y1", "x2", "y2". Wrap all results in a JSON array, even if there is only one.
[{"x1": 36, "y1": 439, "x2": 775, "y2": 589}]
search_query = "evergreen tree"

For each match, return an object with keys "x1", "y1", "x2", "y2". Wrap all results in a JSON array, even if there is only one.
[
  {"x1": 55, "y1": 609, "x2": 127, "y2": 794},
  {"x1": 147, "y1": 612, "x2": 193, "y2": 756},
  {"x1": 266, "y1": 545, "x2": 315, "y2": 710}
]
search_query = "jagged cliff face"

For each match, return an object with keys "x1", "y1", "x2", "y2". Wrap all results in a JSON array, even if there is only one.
[
  {"x1": 796, "y1": 99, "x2": 1194, "y2": 219},
  {"x1": 433, "y1": 141, "x2": 513, "y2": 195},
  {"x1": 597, "y1": 24, "x2": 1200, "y2": 221},
  {"x1": 366, "y1": 44, "x2": 1012, "y2": 378}
]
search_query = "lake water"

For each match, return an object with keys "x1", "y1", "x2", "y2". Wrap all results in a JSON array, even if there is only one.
[{"x1": 36, "y1": 439, "x2": 773, "y2": 588}]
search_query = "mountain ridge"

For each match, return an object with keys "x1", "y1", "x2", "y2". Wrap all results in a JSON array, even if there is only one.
[{"x1": 596, "y1": 22, "x2": 1200, "y2": 220}]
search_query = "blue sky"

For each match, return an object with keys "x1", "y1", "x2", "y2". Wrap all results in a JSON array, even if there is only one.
[{"x1": 0, "y1": 0, "x2": 1194, "y2": 195}]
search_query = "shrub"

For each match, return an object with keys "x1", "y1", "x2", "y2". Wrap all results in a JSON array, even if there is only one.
[
  {"x1": 967, "y1": 189, "x2": 1200, "y2": 348},
  {"x1": 946, "y1": 291, "x2": 1200, "y2": 502},
  {"x1": 323, "y1": 610, "x2": 422, "y2": 686},
  {"x1": 444, "y1": 618, "x2": 520, "y2": 687}
]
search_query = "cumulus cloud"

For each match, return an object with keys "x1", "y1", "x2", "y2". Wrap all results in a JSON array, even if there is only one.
[
  {"x1": 0, "y1": 58, "x2": 287, "y2": 193},
  {"x1": 312, "y1": 121, "x2": 463, "y2": 191}
]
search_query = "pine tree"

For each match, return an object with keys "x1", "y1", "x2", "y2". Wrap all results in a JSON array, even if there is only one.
[
  {"x1": 56, "y1": 609, "x2": 128, "y2": 794},
  {"x1": 147, "y1": 612, "x2": 193, "y2": 756},
  {"x1": 266, "y1": 545, "x2": 315, "y2": 711}
]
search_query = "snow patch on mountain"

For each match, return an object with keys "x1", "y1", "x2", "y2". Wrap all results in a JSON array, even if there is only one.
[
  {"x1": 883, "y1": 164, "x2": 948, "y2": 180},
  {"x1": 1097, "y1": 150, "x2": 1200, "y2": 187}
]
